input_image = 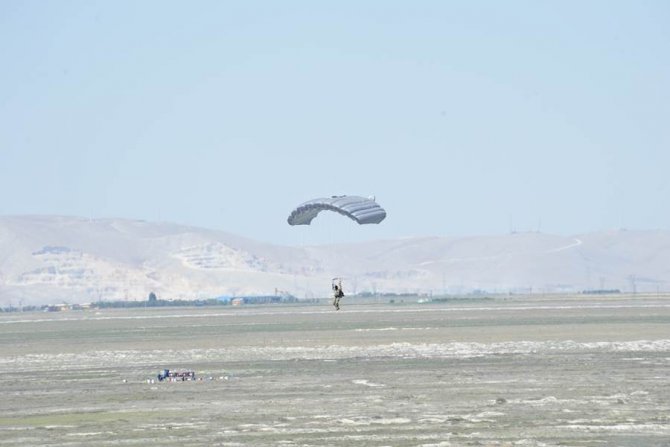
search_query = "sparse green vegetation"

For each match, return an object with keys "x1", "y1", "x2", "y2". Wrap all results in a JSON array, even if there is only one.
[{"x1": 1, "y1": 295, "x2": 669, "y2": 445}]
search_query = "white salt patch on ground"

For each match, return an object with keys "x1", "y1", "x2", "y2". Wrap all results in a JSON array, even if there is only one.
[
  {"x1": 65, "y1": 432, "x2": 107, "y2": 437},
  {"x1": 352, "y1": 379, "x2": 385, "y2": 387},
  {"x1": 372, "y1": 417, "x2": 412, "y2": 425},
  {"x1": 337, "y1": 417, "x2": 411, "y2": 426},
  {"x1": 476, "y1": 411, "x2": 505, "y2": 418},
  {"x1": 565, "y1": 423, "x2": 670, "y2": 434},
  {"x1": 3, "y1": 339, "x2": 669, "y2": 372}
]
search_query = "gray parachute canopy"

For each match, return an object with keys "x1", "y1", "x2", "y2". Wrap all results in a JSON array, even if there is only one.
[{"x1": 287, "y1": 195, "x2": 387, "y2": 226}]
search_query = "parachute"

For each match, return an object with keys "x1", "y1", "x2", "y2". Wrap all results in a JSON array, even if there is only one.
[{"x1": 287, "y1": 195, "x2": 386, "y2": 226}]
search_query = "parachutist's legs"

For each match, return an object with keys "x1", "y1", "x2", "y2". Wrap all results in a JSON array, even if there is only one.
[{"x1": 333, "y1": 296, "x2": 340, "y2": 310}]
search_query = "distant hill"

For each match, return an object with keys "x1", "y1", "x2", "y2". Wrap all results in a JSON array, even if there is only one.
[{"x1": 1, "y1": 216, "x2": 669, "y2": 305}]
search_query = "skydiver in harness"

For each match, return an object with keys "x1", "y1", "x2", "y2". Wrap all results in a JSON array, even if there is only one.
[{"x1": 332, "y1": 278, "x2": 344, "y2": 310}]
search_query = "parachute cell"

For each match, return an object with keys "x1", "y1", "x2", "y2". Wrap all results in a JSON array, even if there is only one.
[{"x1": 287, "y1": 195, "x2": 386, "y2": 226}]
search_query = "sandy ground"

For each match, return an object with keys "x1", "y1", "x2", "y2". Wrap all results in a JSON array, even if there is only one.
[{"x1": 1, "y1": 295, "x2": 669, "y2": 446}]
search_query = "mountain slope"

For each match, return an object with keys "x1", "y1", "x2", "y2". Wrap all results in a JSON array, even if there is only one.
[{"x1": 0, "y1": 216, "x2": 667, "y2": 305}]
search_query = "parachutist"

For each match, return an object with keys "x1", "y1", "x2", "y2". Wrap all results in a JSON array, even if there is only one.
[{"x1": 332, "y1": 278, "x2": 344, "y2": 310}]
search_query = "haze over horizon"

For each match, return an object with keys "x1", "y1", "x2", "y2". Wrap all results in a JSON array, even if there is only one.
[
  {"x1": 1, "y1": 1, "x2": 669, "y2": 245},
  {"x1": 3, "y1": 215, "x2": 670, "y2": 306},
  {"x1": 0, "y1": 211, "x2": 663, "y2": 246}
]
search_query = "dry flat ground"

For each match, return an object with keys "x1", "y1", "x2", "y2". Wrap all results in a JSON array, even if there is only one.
[{"x1": 1, "y1": 295, "x2": 669, "y2": 446}]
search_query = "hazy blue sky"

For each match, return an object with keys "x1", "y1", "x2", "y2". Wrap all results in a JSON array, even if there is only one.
[{"x1": 1, "y1": 1, "x2": 668, "y2": 245}]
